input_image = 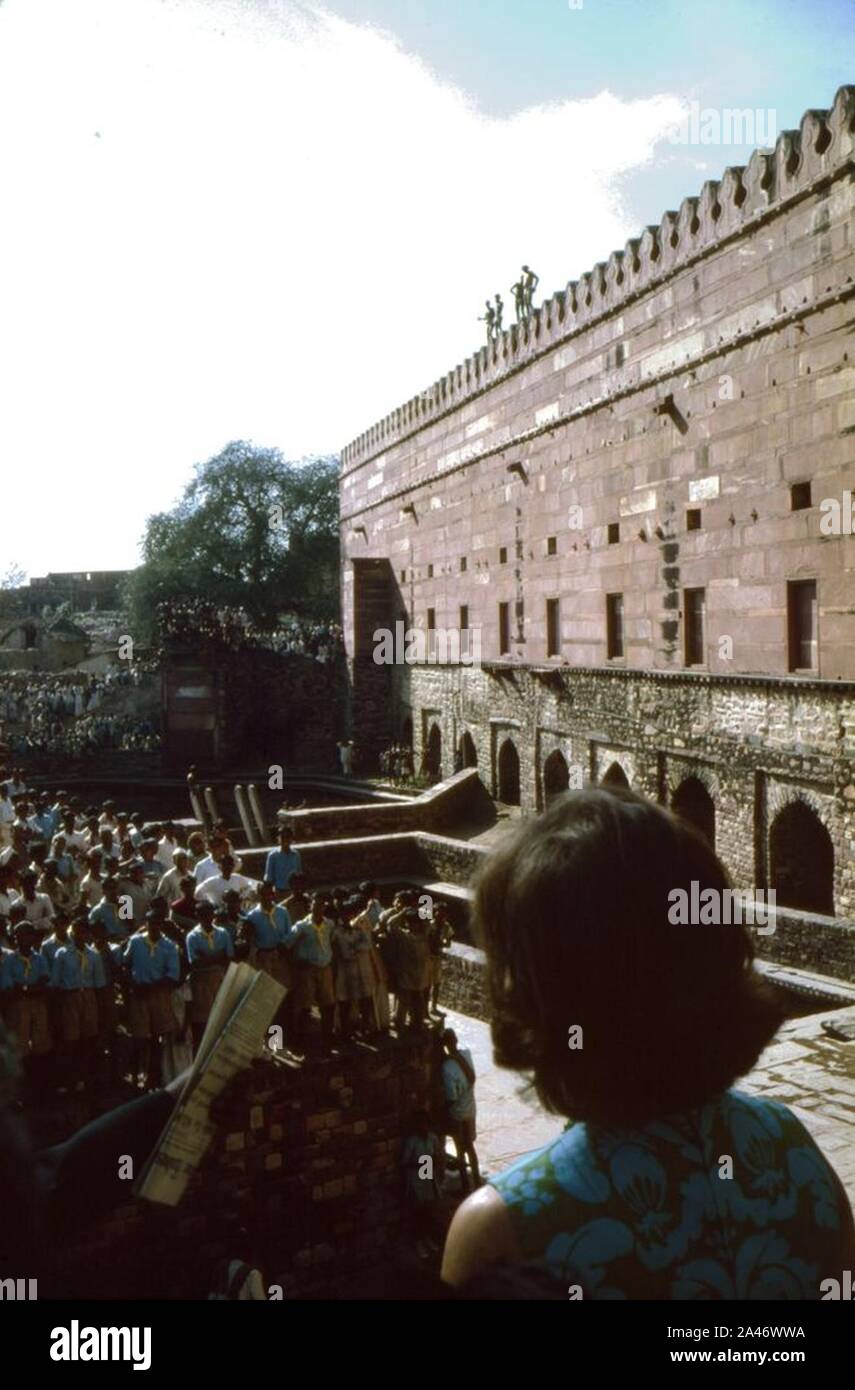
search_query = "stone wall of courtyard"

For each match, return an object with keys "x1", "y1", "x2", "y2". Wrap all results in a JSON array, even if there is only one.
[{"x1": 339, "y1": 86, "x2": 855, "y2": 924}]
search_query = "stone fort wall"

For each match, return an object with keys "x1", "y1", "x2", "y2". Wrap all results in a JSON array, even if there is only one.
[{"x1": 340, "y1": 87, "x2": 855, "y2": 924}]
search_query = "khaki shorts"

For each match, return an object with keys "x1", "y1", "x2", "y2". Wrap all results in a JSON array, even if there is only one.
[
  {"x1": 189, "y1": 965, "x2": 227, "y2": 1024},
  {"x1": 293, "y1": 963, "x2": 334, "y2": 1010},
  {"x1": 254, "y1": 948, "x2": 292, "y2": 991},
  {"x1": 59, "y1": 990, "x2": 99, "y2": 1043},
  {"x1": 96, "y1": 988, "x2": 119, "y2": 1036},
  {"x1": 128, "y1": 983, "x2": 177, "y2": 1038},
  {"x1": 7, "y1": 995, "x2": 52, "y2": 1055}
]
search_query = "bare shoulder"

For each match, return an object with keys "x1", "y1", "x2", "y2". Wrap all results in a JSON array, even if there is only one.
[{"x1": 441, "y1": 1183, "x2": 521, "y2": 1288}]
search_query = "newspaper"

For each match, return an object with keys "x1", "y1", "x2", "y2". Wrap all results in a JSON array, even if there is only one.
[{"x1": 136, "y1": 961, "x2": 285, "y2": 1206}]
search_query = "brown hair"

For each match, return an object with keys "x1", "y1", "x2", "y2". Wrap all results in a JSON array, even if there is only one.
[{"x1": 472, "y1": 786, "x2": 784, "y2": 1126}]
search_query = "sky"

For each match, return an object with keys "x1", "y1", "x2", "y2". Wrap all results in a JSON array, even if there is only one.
[{"x1": 0, "y1": 0, "x2": 852, "y2": 576}]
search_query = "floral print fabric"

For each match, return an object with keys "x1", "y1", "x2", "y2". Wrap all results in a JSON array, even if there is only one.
[{"x1": 491, "y1": 1091, "x2": 844, "y2": 1299}]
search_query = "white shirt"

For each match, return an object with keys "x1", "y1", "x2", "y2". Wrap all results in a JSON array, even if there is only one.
[
  {"x1": 17, "y1": 892, "x2": 55, "y2": 927},
  {"x1": 156, "y1": 865, "x2": 187, "y2": 902},
  {"x1": 156, "y1": 837, "x2": 178, "y2": 870},
  {"x1": 78, "y1": 872, "x2": 104, "y2": 909},
  {"x1": 61, "y1": 829, "x2": 88, "y2": 855},
  {"x1": 194, "y1": 855, "x2": 220, "y2": 884},
  {"x1": 194, "y1": 873, "x2": 255, "y2": 909}
]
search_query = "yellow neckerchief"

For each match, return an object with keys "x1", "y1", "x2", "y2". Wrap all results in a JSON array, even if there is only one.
[
  {"x1": 20, "y1": 953, "x2": 31, "y2": 979},
  {"x1": 144, "y1": 932, "x2": 159, "y2": 956},
  {"x1": 76, "y1": 946, "x2": 89, "y2": 978}
]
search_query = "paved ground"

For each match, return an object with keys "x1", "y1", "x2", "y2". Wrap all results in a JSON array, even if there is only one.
[{"x1": 443, "y1": 1003, "x2": 855, "y2": 1205}]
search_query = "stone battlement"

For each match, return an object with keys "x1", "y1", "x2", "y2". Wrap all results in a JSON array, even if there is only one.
[{"x1": 341, "y1": 86, "x2": 855, "y2": 474}]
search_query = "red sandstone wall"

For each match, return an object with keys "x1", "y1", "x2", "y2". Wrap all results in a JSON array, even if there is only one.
[{"x1": 340, "y1": 88, "x2": 855, "y2": 681}]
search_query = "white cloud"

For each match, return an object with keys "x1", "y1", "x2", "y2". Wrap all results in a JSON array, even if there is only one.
[{"x1": 0, "y1": 0, "x2": 686, "y2": 572}]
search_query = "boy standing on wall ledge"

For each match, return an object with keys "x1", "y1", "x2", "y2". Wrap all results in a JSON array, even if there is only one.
[{"x1": 263, "y1": 827, "x2": 302, "y2": 903}]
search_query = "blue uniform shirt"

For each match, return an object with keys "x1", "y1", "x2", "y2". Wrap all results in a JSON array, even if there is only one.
[
  {"x1": 124, "y1": 932, "x2": 180, "y2": 985},
  {"x1": 263, "y1": 848, "x2": 302, "y2": 893},
  {"x1": 244, "y1": 905, "x2": 293, "y2": 950},
  {"x1": 54, "y1": 853, "x2": 75, "y2": 881},
  {"x1": 29, "y1": 810, "x2": 57, "y2": 841},
  {"x1": 291, "y1": 916, "x2": 334, "y2": 967},
  {"x1": 51, "y1": 943, "x2": 106, "y2": 990},
  {"x1": 41, "y1": 932, "x2": 72, "y2": 967},
  {"x1": 94, "y1": 941, "x2": 125, "y2": 987},
  {"x1": 5, "y1": 950, "x2": 49, "y2": 988},
  {"x1": 89, "y1": 898, "x2": 129, "y2": 941},
  {"x1": 186, "y1": 923, "x2": 235, "y2": 965}
]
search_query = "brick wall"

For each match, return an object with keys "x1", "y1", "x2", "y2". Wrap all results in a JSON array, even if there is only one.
[
  {"x1": 755, "y1": 905, "x2": 855, "y2": 981},
  {"x1": 50, "y1": 1033, "x2": 439, "y2": 1300},
  {"x1": 439, "y1": 942, "x2": 489, "y2": 1021},
  {"x1": 439, "y1": 902, "x2": 855, "y2": 1024}
]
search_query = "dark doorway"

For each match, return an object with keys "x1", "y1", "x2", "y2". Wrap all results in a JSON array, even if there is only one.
[
  {"x1": 672, "y1": 776, "x2": 716, "y2": 849},
  {"x1": 424, "y1": 724, "x2": 442, "y2": 780},
  {"x1": 543, "y1": 750, "x2": 570, "y2": 807},
  {"x1": 770, "y1": 801, "x2": 834, "y2": 916},
  {"x1": 498, "y1": 738, "x2": 521, "y2": 805},
  {"x1": 460, "y1": 731, "x2": 478, "y2": 768},
  {"x1": 602, "y1": 761, "x2": 629, "y2": 788}
]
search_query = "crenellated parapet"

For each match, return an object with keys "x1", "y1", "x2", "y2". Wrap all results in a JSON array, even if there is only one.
[{"x1": 341, "y1": 86, "x2": 855, "y2": 474}]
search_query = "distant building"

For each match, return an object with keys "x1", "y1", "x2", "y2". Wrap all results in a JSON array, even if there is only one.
[
  {"x1": 0, "y1": 569, "x2": 130, "y2": 619},
  {"x1": 0, "y1": 615, "x2": 90, "y2": 672}
]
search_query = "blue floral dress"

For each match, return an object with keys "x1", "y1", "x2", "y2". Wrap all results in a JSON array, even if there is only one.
[{"x1": 490, "y1": 1090, "x2": 847, "y2": 1299}]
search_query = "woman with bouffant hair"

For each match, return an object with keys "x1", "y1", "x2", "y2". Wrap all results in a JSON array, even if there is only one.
[{"x1": 442, "y1": 787, "x2": 855, "y2": 1298}]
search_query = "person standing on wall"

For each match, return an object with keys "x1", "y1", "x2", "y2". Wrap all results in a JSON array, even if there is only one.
[
  {"x1": 441, "y1": 1028, "x2": 481, "y2": 1194},
  {"x1": 263, "y1": 827, "x2": 302, "y2": 904}
]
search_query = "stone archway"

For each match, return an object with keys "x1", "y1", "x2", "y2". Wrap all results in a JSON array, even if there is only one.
[
  {"x1": 543, "y1": 749, "x2": 570, "y2": 807},
  {"x1": 672, "y1": 776, "x2": 716, "y2": 849},
  {"x1": 459, "y1": 731, "x2": 478, "y2": 769},
  {"x1": 423, "y1": 723, "x2": 442, "y2": 780},
  {"x1": 769, "y1": 800, "x2": 834, "y2": 915},
  {"x1": 602, "y1": 761, "x2": 629, "y2": 789},
  {"x1": 497, "y1": 738, "x2": 521, "y2": 806}
]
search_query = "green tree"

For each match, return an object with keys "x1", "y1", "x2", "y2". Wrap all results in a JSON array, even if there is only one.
[{"x1": 125, "y1": 441, "x2": 340, "y2": 641}]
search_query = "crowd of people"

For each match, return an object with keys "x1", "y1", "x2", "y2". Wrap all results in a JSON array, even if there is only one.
[
  {"x1": 0, "y1": 793, "x2": 475, "y2": 1199},
  {"x1": 154, "y1": 600, "x2": 343, "y2": 663},
  {"x1": 0, "y1": 668, "x2": 160, "y2": 757},
  {"x1": 269, "y1": 619, "x2": 344, "y2": 662},
  {"x1": 3, "y1": 771, "x2": 849, "y2": 1299},
  {"x1": 378, "y1": 743, "x2": 416, "y2": 783}
]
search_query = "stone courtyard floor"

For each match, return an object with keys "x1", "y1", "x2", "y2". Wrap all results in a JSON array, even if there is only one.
[{"x1": 443, "y1": 1004, "x2": 855, "y2": 1205}]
